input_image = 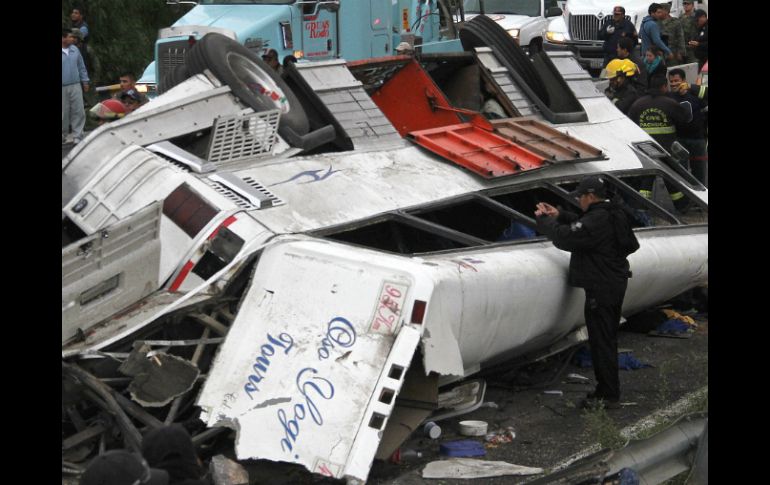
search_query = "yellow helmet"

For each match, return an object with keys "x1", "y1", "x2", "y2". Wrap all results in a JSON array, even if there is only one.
[{"x1": 604, "y1": 59, "x2": 637, "y2": 79}]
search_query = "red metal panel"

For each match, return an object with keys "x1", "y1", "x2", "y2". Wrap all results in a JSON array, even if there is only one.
[
  {"x1": 409, "y1": 123, "x2": 548, "y2": 179},
  {"x1": 370, "y1": 60, "x2": 462, "y2": 137},
  {"x1": 491, "y1": 118, "x2": 605, "y2": 163}
]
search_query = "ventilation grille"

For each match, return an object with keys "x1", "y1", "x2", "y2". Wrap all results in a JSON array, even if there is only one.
[
  {"x1": 157, "y1": 40, "x2": 188, "y2": 80},
  {"x1": 568, "y1": 15, "x2": 631, "y2": 41},
  {"x1": 207, "y1": 182, "x2": 260, "y2": 210},
  {"x1": 204, "y1": 175, "x2": 284, "y2": 211},
  {"x1": 207, "y1": 110, "x2": 280, "y2": 164},
  {"x1": 152, "y1": 151, "x2": 191, "y2": 172},
  {"x1": 241, "y1": 176, "x2": 285, "y2": 208}
]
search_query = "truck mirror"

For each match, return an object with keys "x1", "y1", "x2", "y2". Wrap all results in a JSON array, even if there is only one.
[
  {"x1": 319, "y1": 1, "x2": 340, "y2": 13},
  {"x1": 546, "y1": 7, "x2": 563, "y2": 17}
]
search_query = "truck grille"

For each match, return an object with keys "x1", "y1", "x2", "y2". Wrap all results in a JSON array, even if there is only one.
[
  {"x1": 568, "y1": 14, "x2": 631, "y2": 41},
  {"x1": 157, "y1": 39, "x2": 189, "y2": 82}
]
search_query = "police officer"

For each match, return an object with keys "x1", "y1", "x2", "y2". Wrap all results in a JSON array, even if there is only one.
[{"x1": 535, "y1": 176, "x2": 639, "y2": 409}]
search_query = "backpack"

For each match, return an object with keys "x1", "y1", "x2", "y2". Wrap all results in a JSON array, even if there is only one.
[{"x1": 608, "y1": 203, "x2": 640, "y2": 257}]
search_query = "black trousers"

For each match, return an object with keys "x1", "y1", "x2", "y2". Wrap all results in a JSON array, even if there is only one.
[{"x1": 584, "y1": 281, "x2": 628, "y2": 401}]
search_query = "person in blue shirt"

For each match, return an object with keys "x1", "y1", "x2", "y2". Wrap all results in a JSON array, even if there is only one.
[
  {"x1": 640, "y1": 3, "x2": 672, "y2": 62},
  {"x1": 62, "y1": 28, "x2": 90, "y2": 144}
]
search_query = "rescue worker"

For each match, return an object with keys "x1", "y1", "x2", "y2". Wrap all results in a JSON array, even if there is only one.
[
  {"x1": 603, "y1": 59, "x2": 640, "y2": 115},
  {"x1": 535, "y1": 176, "x2": 639, "y2": 409},
  {"x1": 88, "y1": 98, "x2": 127, "y2": 125},
  {"x1": 598, "y1": 6, "x2": 637, "y2": 67},
  {"x1": 628, "y1": 74, "x2": 691, "y2": 153},
  {"x1": 668, "y1": 68, "x2": 707, "y2": 186}
]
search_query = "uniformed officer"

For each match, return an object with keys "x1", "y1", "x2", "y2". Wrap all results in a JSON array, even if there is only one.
[{"x1": 535, "y1": 176, "x2": 639, "y2": 409}]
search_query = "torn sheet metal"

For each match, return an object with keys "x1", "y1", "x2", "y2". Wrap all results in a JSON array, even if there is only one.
[
  {"x1": 197, "y1": 238, "x2": 434, "y2": 482},
  {"x1": 120, "y1": 345, "x2": 200, "y2": 407},
  {"x1": 422, "y1": 458, "x2": 544, "y2": 479}
]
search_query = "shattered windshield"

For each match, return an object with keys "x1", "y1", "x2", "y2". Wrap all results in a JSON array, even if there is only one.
[
  {"x1": 199, "y1": 1, "x2": 294, "y2": 4},
  {"x1": 463, "y1": 0, "x2": 541, "y2": 17}
]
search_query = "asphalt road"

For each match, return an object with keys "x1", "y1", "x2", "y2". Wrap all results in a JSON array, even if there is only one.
[{"x1": 365, "y1": 314, "x2": 708, "y2": 484}]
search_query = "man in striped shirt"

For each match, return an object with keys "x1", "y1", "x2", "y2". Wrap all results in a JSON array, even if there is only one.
[{"x1": 62, "y1": 28, "x2": 90, "y2": 144}]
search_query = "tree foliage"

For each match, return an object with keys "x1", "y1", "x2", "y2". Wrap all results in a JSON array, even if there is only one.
[{"x1": 62, "y1": 1, "x2": 193, "y2": 85}]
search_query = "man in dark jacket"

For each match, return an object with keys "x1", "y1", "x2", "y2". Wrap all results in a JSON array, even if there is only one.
[
  {"x1": 535, "y1": 176, "x2": 639, "y2": 409},
  {"x1": 668, "y1": 68, "x2": 707, "y2": 185},
  {"x1": 689, "y1": 9, "x2": 708, "y2": 68},
  {"x1": 628, "y1": 75, "x2": 691, "y2": 152},
  {"x1": 598, "y1": 6, "x2": 637, "y2": 67}
]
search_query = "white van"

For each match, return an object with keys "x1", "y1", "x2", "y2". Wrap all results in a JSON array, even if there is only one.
[{"x1": 461, "y1": 0, "x2": 564, "y2": 53}]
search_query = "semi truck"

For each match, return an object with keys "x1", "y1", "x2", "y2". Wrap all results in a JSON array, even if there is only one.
[{"x1": 140, "y1": 0, "x2": 464, "y2": 89}]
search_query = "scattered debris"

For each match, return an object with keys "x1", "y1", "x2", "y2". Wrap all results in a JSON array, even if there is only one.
[
  {"x1": 389, "y1": 448, "x2": 423, "y2": 464},
  {"x1": 422, "y1": 458, "x2": 544, "y2": 479},
  {"x1": 440, "y1": 440, "x2": 487, "y2": 457},
  {"x1": 573, "y1": 347, "x2": 653, "y2": 370},
  {"x1": 459, "y1": 420, "x2": 488, "y2": 436},
  {"x1": 543, "y1": 390, "x2": 564, "y2": 396},
  {"x1": 423, "y1": 421, "x2": 442, "y2": 439},
  {"x1": 566, "y1": 373, "x2": 591, "y2": 384},
  {"x1": 648, "y1": 319, "x2": 695, "y2": 339},
  {"x1": 485, "y1": 427, "x2": 516, "y2": 447},
  {"x1": 432, "y1": 379, "x2": 487, "y2": 421},
  {"x1": 120, "y1": 349, "x2": 200, "y2": 408}
]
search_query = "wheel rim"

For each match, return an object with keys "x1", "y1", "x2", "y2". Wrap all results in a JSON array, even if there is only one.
[{"x1": 227, "y1": 52, "x2": 291, "y2": 114}]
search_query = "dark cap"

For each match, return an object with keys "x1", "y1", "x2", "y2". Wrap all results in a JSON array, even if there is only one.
[
  {"x1": 569, "y1": 175, "x2": 607, "y2": 198},
  {"x1": 120, "y1": 88, "x2": 142, "y2": 102},
  {"x1": 80, "y1": 450, "x2": 169, "y2": 485},
  {"x1": 693, "y1": 8, "x2": 707, "y2": 18}
]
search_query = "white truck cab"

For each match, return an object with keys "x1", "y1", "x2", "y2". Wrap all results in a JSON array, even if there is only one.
[{"x1": 462, "y1": 0, "x2": 563, "y2": 53}]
